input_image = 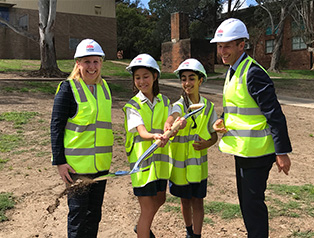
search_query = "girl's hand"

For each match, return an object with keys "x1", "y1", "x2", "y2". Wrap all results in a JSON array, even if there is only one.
[
  {"x1": 192, "y1": 137, "x2": 209, "y2": 151},
  {"x1": 176, "y1": 117, "x2": 187, "y2": 130},
  {"x1": 153, "y1": 133, "x2": 169, "y2": 147},
  {"x1": 213, "y1": 119, "x2": 227, "y2": 133}
]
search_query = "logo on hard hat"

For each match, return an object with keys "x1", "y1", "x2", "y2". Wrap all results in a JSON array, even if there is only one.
[
  {"x1": 183, "y1": 62, "x2": 190, "y2": 67},
  {"x1": 135, "y1": 57, "x2": 142, "y2": 63},
  {"x1": 86, "y1": 44, "x2": 95, "y2": 52},
  {"x1": 217, "y1": 29, "x2": 223, "y2": 37}
]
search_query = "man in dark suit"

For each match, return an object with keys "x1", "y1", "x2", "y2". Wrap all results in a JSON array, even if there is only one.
[{"x1": 210, "y1": 18, "x2": 292, "y2": 238}]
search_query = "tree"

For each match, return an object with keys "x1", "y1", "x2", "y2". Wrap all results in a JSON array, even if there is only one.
[
  {"x1": 37, "y1": 0, "x2": 65, "y2": 77},
  {"x1": 290, "y1": 0, "x2": 314, "y2": 70},
  {"x1": 256, "y1": 0, "x2": 297, "y2": 72},
  {"x1": 116, "y1": 1, "x2": 159, "y2": 59},
  {"x1": 0, "y1": 0, "x2": 65, "y2": 77}
]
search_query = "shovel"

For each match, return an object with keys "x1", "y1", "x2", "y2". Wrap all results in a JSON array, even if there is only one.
[{"x1": 94, "y1": 103, "x2": 205, "y2": 181}]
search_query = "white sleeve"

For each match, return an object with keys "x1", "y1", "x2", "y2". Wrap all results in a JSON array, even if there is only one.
[
  {"x1": 125, "y1": 107, "x2": 144, "y2": 133},
  {"x1": 208, "y1": 108, "x2": 218, "y2": 133},
  {"x1": 171, "y1": 103, "x2": 183, "y2": 116}
]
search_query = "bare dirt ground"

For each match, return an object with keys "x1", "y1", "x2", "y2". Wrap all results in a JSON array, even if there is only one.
[{"x1": 0, "y1": 74, "x2": 314, "y2": 238}]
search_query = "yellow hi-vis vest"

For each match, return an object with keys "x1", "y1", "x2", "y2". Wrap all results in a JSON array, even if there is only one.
[
  {"x1": 59, "y1": 78, "x2": 113, "y2": 174},
  {"x1": 123, "y1": 94, "x2": 171, "y2": 188},
  {"x1": 219, "y1": 56, "x2": 275, "y2": 158},
  {"x1": 169, "y1": 97, "x2": 213, "y2": 185}
]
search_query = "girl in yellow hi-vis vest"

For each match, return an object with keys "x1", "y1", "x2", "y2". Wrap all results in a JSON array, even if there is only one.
[
  {"x1": 123, "y1": 53, "x2": 181, "y2": 238},
  {"x1": 164, "y1": 59, "x2": 218, "y2": 238}
]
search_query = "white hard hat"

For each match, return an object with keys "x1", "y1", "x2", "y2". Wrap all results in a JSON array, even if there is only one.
[
  {"x1": 174, "y1": 58, "x2": 207, "y2": 81},
  {"x1": 126, "y1": 53, "x2": 160, "y2": 77},
  {"x1": 210, "y1": 18, "x2": 249, "y2": 43},
  {"x1": 74, "y1": 39, "x2": 105, "y2": 59}
]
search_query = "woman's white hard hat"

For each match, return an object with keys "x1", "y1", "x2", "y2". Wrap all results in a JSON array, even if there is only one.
[
  {"x1": 74, "y1": 39, "x2": 105, "y2": 59},
  {"x1": 174, "y1": 58, "x2": 207, "y2": 82},
  {"x1": 126, "y1": 53, "x2": 160, "y2": 76},
  {"x1": 210, "y1": 18, "x2": 249, "y2": 43}
]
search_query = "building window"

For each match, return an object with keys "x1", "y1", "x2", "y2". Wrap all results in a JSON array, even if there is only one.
[
  {"x1": 265, "y1": 39, "x2": 274, "y2": 54},
  {"x1": 69, "y1": 38, "x2": 81, "y2": 50},
  {"x1": 19, "y1": 15, "x2": 28, "y2": 31},
  {"x1": 292, "y1": 36, "x2": 307, "y2": 50},
  {"x1": 95, "y1": 5, "x2": 101, "y2": 15}
]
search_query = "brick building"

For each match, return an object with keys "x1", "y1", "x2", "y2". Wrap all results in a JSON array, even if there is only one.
[
  {"x1": 161, "y1": 12, "x2": 215, "y2": 74},
  {"x1": 225, "y1": 7, "x2": 313, "y2": 70},
  {"x1": 0, "y1": 0, "x2": 117, "y2": 60},
  {"x1": 246, "y1": 15, "x2": 313, "y2": 70}
]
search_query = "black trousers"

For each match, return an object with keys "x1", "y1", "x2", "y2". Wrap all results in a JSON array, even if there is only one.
[
  {"x1": 235, "y1": 154, "x2": 275, "y2": 238},
  {"x1": 67, "y1": 179, "x2": 107, "y2": 238}
]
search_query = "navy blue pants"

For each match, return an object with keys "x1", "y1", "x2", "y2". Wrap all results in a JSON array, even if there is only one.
[
  {"x1": 67, "y1": 180, "x2": 107, "y2": 238},
  {"x1": 235, "y1": 154, "x2": 275, "y2": 238}
]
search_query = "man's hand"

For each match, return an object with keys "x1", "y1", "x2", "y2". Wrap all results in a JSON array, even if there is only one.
[
  {"x1": 213, "y1": 118, "x2": 227, "y2": 133},
  {"x1": 276, "y1": 154, "x2": 291, "y2": 175}
]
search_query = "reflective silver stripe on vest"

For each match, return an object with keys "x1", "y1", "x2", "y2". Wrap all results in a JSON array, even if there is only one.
[
  {"x1": 73, "y1": 80, "x2": 87, "y2": 102},
  {"x1": 65, "y1": 121, "x2": 112, "y2": 132},
  {"x1": 239, "y1": 58, "x2": 250, "y2": 84},
  {"x1": 204, "y1": 101, "x2": 211, "y2": 116},
  {"x1": 172, "y1": 155, "x2": 207, "y2": 168},
  {"x1": 171, "y1": 134, "x2": 199, "y2": 143},
  {"x1": 127, "y1": 99, "x2": 141, "y2": 110},
  {"x1": 161, "y1": 94, "x2": 168, "y2": 107},
  {"x1": 224, "y1": 106, "x2": 262, "y2": 116},
  {"x1": 129, "y1": 153, "x2": 170, "y2": 169},
  {"x1": 101, "y1": 82, "x2": 110, "y2": 100},
  {"x1": 224, "y1": 128, "x2": 271, "y2": 138},
  {"x1": 65, "y1": 146, "x2": 112, "y2": 156}
]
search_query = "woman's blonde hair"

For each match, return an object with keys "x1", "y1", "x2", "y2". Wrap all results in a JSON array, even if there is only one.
[{"x1": 68, "y1": 57, "x2": 103, "y2": 84}]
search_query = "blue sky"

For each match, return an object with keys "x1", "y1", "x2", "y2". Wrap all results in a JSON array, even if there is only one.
[{"x1": 139, "y1": 0, "x2": 257, "y2": 9}]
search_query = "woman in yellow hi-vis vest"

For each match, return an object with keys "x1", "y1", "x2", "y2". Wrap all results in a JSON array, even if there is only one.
[
  {"x1": 164, "y1": 59, "x2": 218, "y2": 238},
  {"x1": 50, "y1": 39, "x2": 113, "y2": 238},
  {"x1": 123, "y1": 54, "x2": 175, "y2": 238}
]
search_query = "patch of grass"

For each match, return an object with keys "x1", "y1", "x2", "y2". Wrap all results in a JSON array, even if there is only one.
[
  {"x1": 26, "y1": 82, "x2": 58, "y2": 94},
  {"x1": 0, "y1": 133, "x2": 23, "y2": 152},
  {"x1": 203, "y1": 217, "x2": 214, "y2": 226},
  {"x1": 108, "y1": 82, "x2": 130, "y2": 93},
  {"x1": 0, "y1": 111, "x2": 39, "y2": 127},
  {"x1": 0, "y1": 59, "x2": 40, "y2": 72},
  {"x1": 288, "y1": 230, "x2": 314, "y2": 238},
  {"x1": 268, "y1": 184, "x2": 314, "y2": 201},
  {"x1": 113, "y1": 130, "x2": 125, "y2": 146},
  {"x1": 163, "y1": 204, "x2": 181, "y2": 213},
  {"x1": 267, "y1": 184, "x2": 314, "y2": 219},
  {"x1": 166, "y1": 196, "x2": 181, "y2": 204},
  {"x1": 269, "y1": 69, "x2": 314, "y2": 80},
  {"x1": 0, "y1": 192, "x2": 15, "y2": 222},
  {"x1": 204, "y1": 201, "x2": 241, "y2": 219},
  {"x1": 0, "y1": 158, "x2": 9, "y2": 170}
]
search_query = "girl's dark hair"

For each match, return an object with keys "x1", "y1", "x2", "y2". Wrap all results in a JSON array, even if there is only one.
[{"x1": 131, "y1": 66, "x2": 160, "y2": 96}]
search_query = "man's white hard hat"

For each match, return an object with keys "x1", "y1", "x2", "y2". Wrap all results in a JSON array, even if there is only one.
[
  {"x1": 74, "y1": 39, "x2": 105, "y2": 59},
  {"x1": 126, "y1": 53, "x2": 160, "y2": 77},
  {"x1": 210, "y1": 18, "x2": 249, "y2": 43},
  {"x1": 174, "y1": 58, "x2": 207, "y2": 82}
]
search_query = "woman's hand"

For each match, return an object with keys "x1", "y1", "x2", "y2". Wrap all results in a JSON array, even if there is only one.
[{"x1": 57, "y1": 163, "x2": 76, "y2": 184}]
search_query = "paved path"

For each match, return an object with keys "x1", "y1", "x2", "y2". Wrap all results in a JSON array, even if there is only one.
[{"x1": 159, "y1": 78, "x2": 314, "y2": 109}]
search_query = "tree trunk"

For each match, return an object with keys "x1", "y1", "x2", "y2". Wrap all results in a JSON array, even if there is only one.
[
  {"x1": 37, "y1": 0, "x2": 67, "y2": 77},
  {"x1": 268, "y1": 6, "x2": 286, "y2": 72}
]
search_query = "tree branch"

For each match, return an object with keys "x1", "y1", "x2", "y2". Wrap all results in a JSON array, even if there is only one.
[{"x1": 0, "y1": 17, "x2": 39, "y2": 43}]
